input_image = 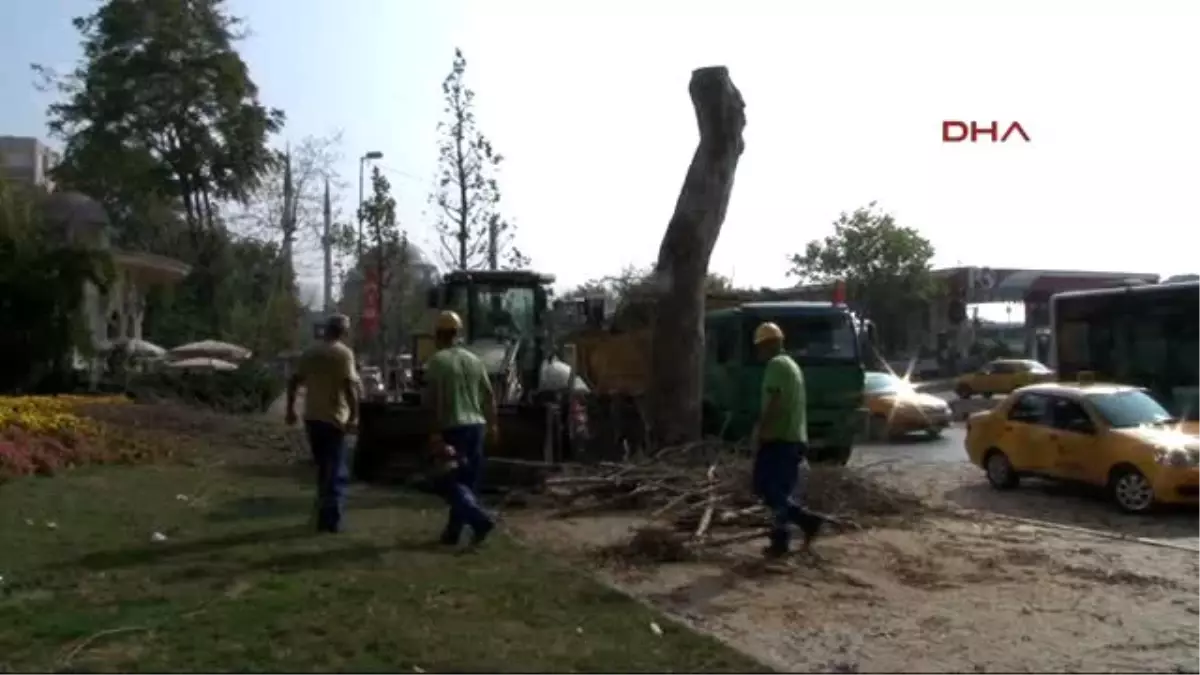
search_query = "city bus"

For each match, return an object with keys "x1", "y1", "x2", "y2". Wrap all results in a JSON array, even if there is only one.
[{"x1": 1049, "y1": 280, "x2": 1199, "y2": 420}]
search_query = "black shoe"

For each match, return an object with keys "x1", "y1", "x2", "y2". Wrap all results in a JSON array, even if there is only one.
[
  {"x1": 762, "y1": 544, "x2": 789, "y2": 559},
  {"x1": 799, "y1": 521, "x2": 822, "y2": 550},
  {"x1": 468, "y1": 521, "x2": 494, "y2": 548},
  {"x1": 439, "y1": 530, "x2": 462, "y2": 546}
]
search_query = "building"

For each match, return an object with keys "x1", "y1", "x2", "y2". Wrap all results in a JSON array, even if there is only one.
[{"x1": 0, "y1": 136, "x2": 60, "y2": 190}]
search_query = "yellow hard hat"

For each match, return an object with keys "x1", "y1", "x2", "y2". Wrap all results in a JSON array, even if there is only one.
[
  {"x1": 753, "y1": 321, "x2": 784, "y2": 345},
  {"x1": 435, "y1": 310, "x2": 463, "y2": 333}
]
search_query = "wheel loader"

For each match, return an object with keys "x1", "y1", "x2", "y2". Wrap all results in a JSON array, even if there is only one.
[{"x1": 352, "y1": 269, "x2": 590, "y2": 483}]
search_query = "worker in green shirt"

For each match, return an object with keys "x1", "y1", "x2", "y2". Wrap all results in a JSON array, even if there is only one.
[
  {"x1": 752, "y1": 321, "x2": 824, "y2": 557},
  {"x1": 425, "y1": 310, "x2": 497, "y2": 548}
]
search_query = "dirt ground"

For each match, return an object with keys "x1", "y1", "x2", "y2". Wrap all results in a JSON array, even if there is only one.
[{"x1": 508, "y1": 464, "x2": 1200, "y2": 674}]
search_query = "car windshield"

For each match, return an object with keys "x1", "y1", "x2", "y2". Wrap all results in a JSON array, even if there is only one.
[
  {"x1": 774, "y1": 313, "x2": 858, "y2": 363},
  {"x1": 1088, "y1": 390, "x2": 1177, "y2": 428},
  {"x1": 864, "y1": 372, "x2": 913, "y2": 395}
]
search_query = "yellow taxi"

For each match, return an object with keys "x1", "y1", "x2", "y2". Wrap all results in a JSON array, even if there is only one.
[
  {"x1": 965, "y1": 382, "x2": 1200, "y2": 513},
  {"x1": 955, "y1": 359, "x2": 1055, "y2": 399},
  {"x1": 863, "y1": 371, "x2": 953, "y2": 440}
]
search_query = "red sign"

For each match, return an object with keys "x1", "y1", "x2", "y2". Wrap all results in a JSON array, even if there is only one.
[
  {"x1": 832, "y1": 280, "x2": 847, "y2": 305},
  {"x1": 361, "y1": 269, "x2": 380, "y2": 336},
  {"x1": 942, "y1": 120, "x2": 1030, "y2": 143}
]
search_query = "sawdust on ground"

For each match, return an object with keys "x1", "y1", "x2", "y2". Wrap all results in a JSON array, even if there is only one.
[{"x1": 508, "y1": 465, "x2": 1200, "y2": 674}]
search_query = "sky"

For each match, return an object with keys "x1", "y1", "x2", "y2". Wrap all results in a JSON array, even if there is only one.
[{"x1": 2, "y1": 0, "x2": 1198, "y2": 321}]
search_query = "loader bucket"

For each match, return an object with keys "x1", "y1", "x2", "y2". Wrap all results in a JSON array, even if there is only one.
[{"x1": 352, "y1": 399, "x2": 564, "y2": 487}]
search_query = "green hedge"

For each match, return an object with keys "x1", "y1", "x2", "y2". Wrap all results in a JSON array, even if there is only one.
[{"x1": 126, "y1": 361, "x2": 284, "y2": 414}]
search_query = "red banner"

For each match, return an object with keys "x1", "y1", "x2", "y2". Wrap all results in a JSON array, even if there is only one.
[{"x1": 361, "y1": 269, "x2": 380, "y2": 336}]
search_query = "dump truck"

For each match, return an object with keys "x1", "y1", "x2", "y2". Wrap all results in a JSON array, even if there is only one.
[
  {"x1": 567, "y1": 294, "x2": 875, "y2": 465},
  {"x1": 353, "y1": 269, "x2": 590, "y2": 482}
]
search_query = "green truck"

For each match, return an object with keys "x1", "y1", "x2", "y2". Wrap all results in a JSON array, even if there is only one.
[{"x1": 701, "y1": 301, "x2": 873, "y2": 465}]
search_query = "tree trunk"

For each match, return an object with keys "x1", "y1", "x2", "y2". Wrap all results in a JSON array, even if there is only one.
[{"x1": 647, "y1": 66, "x2": 746, "y2": 448}]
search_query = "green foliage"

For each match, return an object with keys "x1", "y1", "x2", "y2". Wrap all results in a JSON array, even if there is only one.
[
  {"x1": 431, "y1": 48, "x2": 528, "y2": 271},
  {"x1": 0, "y1": 181, "x2": 112, "y2": 393},
  {"x1": 561, "y1": 266, "x2": 734, "y2": 330},
  {"x1": 126, "y1": 361, "x2": 284, "y2": 414},
  {"x1": 788, "y1": 202, "x2": 938, "y2": 351},
  {"x1": 345, "y1": 172, "x2": 434, "y2": 356},
  {"x1": 38, "y1": 0, "x2": 288, "y2": 338},
  {"x1": 339, "y1": 241, "x2": 431, "y2": 357},
  {"x1": 142, "y1": 234, "x2": 301, "y2": 356}
]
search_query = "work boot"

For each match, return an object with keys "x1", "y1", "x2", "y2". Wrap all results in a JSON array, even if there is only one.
[
  {"x1": 467, "y1": 520, "x2": 494, "y2": 549},
  {"x1": 761, "y1": 544, "x2": 789, "y2": 559},
  {"x1": 798, "y1": 520, "x2": 822, "y2": 551}
]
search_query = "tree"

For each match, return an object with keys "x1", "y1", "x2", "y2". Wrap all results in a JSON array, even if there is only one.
[
  {"x1": 231, "y1": 132, "x2": 349, "y2": 274},
  {"x1": 37, "y1": 0, "x2": 285, "y2": 332},
  {"x1": 647, "y1": 67, "x2": 746, "y2": 447},
  {"x1": 562, "y1": 265, "x2": 734, "y2": 330},
  {"x1": 430, "y1": 48, "x2": 528, "y2": 271},
  {"x1": 787, "y1": 202, "x2": 937, "y2": 353},
  {"x1": 357, "y1": 167, "x2": 405, "y2": 359},
  {"x1": 338, "y1": 243, "x2": 430, "y2": 360}
]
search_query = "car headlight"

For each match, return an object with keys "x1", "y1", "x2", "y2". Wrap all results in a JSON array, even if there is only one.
[{"x1": 1154, "y1": 446, "x2": 1200, "y2": 468}]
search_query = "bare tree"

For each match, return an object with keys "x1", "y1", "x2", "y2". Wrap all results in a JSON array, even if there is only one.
[
  {"x1": 648, "y1": 67, "x2": 747, "y2": 447},
  {"x1": 232, "y1": 131, "x2": 349, "y2": 273},
  {"x1": 430, "y1": 48, "x2": 528, "y2": 270}
]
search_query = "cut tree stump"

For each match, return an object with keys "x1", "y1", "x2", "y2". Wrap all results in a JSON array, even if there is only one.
[{"x1": 648, "y1": 66, "x2": 746, "y2": 448}]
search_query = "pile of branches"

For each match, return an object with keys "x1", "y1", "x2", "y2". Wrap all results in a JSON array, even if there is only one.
[{"x1": 526, "y1": 442, "x2": 928, "y2": 563}]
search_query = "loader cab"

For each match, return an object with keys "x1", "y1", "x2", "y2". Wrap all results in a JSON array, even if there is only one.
[{"x1": 422, "y1": 269, "x2": 556, "y2": 395}]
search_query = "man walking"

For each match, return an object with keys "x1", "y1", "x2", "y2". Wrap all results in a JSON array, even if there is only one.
[
  {"x1": 751, "y1": 321, "x2": 824, "y2": 557},
  {"x1": 425, "y1": 310, "x2": 497, "y2": 548},
  {"x1": 286, "y1": 314, "x2": 360, "y2": 533}
]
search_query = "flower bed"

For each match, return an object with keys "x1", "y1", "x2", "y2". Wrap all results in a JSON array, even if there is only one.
[{"x1": 0, "y1": 394, "x2": 167, "y2": 479}]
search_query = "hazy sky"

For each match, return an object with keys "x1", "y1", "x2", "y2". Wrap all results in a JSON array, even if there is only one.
[{"x1": 2, "y1": 0, "x2": 1197, "y2": 305}]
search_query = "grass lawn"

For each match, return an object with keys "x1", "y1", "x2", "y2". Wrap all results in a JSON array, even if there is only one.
[{"x1": 0, "y1": 460, "x2": 767, "y2": 673}]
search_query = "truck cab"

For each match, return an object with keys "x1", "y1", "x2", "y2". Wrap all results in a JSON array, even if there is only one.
[{"x1": 703, "y1": 301, "x2": 869, "y2": 464}]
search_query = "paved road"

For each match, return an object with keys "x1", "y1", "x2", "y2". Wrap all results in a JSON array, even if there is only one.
[{"x1": 853, "y1": 423, "x2": 969, "y2": 465}]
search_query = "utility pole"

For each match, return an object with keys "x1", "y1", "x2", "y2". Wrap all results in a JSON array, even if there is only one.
[{"x1": 322, "y1": 176, "x2": 333, "y2": 313}]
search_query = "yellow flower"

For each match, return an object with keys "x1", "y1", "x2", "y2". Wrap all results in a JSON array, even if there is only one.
[{"x1": 0, "y1": 394, "x2": 127, "y2": 436}]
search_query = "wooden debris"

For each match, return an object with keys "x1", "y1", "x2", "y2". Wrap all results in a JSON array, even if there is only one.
[{"x1": 519, "y1": 441, "x2": 930, "y2": 562}]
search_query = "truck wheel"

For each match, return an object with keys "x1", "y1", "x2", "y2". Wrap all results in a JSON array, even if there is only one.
[{"x1": 817, "y1": 446, "x2": 852, "y2": 466}]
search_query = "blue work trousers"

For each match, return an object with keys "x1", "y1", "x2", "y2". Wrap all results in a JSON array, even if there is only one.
[
  {"x1": 438, "y1": 424, "x2": 494, "y2": 544},
  {"x1": 753, "y1": 440, "x2": 822, "y2": 553},
  {"x1": 305, "y1": 419, "x2": 349, "y2": 533}
]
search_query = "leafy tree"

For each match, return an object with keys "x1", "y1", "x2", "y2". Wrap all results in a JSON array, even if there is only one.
[
  {"x1": 787, "y1": 202, "x2": 937, "y2": 352},
  {"x1": 338, "y1": 242, "x2": 430, "y2": 359},
  {"x1": 0, "y1": 180, "x2": 111, "y2": 392},
  {"x1": 430, "y1": 48, "x2": 527, "y2": 271},
  {"x1": 561, "y1": 265, "x2": 734, "y2": 330},
  {"x1": 142, "y1": 230, "x2": 301, "y2": 357},
  {"x1": 356, "y1": 167, "x2": 407, "y2": 359},
  {"x1": 37, "y1": 0, "x2": 285, "y2": 332}
]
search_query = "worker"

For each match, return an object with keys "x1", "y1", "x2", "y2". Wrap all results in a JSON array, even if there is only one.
[
  {"x1": 751, "y1": 321, "x2": 824, "y2": 557},
  {"x1": 285, "y1": 314, "x2": 361, "y2": 534},
  {"x1": 425, "y1": 309, "x2": 497, "y2": 548}
]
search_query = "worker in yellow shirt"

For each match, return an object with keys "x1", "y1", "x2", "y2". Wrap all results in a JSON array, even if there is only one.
[
  {"x1": 285, "y1": 314, "x2": 360, "y2": 533},
  {"x1": 425, "y1": 310, "x2": 497, "y2": 548},
  {"x1": 752, "y1": 321, "x2": 824, "y2": 557}
]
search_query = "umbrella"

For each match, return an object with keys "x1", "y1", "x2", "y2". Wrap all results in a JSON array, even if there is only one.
[
  {"x1": 165, "y1": 357, "x2": 238, "y2": 372},
  {"x1": 100, "y1": 338, "x2": 167, "y2": 358},
  {"x1": 169, "y1": 340, "x2": 252, "y2": 361}
]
